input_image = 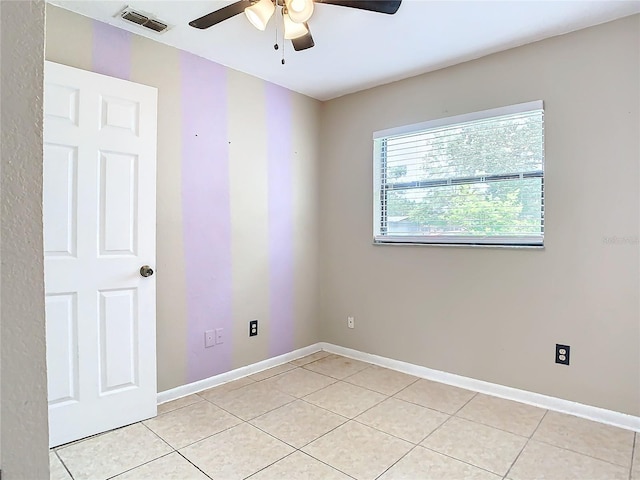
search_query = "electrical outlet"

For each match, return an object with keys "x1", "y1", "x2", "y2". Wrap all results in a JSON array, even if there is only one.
[
  {"x1": 204, "y1": 330, "x2": 215, "y2": 348},
  {"x1": 215, "y1": 328, "x2": 224, "y2": 345},
  {"x1": 249, "y1": 320, "x2": 258, "y2": 337},
  {"x1": 556, "y1": 344, "x2": 570, "y2": 365},
  {"x1": 347, "y1": 316, "x2": 355, "y2": 329}
]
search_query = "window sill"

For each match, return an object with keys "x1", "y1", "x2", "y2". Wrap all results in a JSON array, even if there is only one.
[{"x1": 372, "y1": 240, "x2": 544, "y2": 250}]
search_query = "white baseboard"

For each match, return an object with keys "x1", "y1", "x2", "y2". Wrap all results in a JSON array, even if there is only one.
[
  {"x1": 319, "y1": 342, "x2": 640, "y2": 433},
  {"x1": 157, "y1": 343, "x2": 323, "y2": 404},
  {"x1": 157, "y1": 341, "x2": 639, "y2": 433}
]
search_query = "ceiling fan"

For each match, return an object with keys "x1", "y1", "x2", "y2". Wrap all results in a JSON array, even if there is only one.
[{"x1": 189, "y1": 0, "x2": 402, "y2": 52}]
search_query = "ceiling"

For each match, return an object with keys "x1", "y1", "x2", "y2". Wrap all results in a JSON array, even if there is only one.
[{"x1": 49, "y1": 0, "x2": 640, "y2": 100}]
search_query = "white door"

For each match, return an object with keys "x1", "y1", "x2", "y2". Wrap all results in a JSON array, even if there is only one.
[{"x1": 43, "y1": 61, "x2": 158, "y2": 447}]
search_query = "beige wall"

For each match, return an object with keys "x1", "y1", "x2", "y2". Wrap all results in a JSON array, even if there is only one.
[
  {"x1": 0, "y1": 1, "x2": 50, "y2": 477},
  {"x1": 319, "y1": 15, "x2": 640, "y2": 415}
]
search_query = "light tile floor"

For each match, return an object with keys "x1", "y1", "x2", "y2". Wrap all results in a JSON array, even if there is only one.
[{"x1": 50, "y1": 352, "x2": 638, "y2": 480}]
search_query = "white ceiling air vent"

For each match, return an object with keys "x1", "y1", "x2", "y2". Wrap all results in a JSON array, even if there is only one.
[{"x1": 119, "y1": 7, "x2": 169, "y2": 34}]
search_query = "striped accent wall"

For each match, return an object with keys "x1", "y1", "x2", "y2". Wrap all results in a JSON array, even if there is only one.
[
  {"x1": 92, "y1": 20, "x2": 132, "y2": 80},
  {"x1": 180, "y1": 53, "x2": 234, "y2": 382},
  {"x1": 46, "y1": 7, "x2": 319, "y2": 390},
  {"x1": 265, "y1": 83, "x2": 295, "y2": 357}
]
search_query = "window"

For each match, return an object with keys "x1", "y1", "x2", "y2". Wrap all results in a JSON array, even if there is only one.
[{"x1": 373, "y1": 101, "x2": 544, "y2": 247}]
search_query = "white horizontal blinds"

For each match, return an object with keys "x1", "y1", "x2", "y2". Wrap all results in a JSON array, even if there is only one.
[{"x1": 375, "y1": 104, "x2": 544, "y2": 245}]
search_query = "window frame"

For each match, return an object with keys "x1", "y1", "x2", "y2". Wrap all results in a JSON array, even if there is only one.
[{"x1": 372, "y1": 101, "x2": 545, "y2": 247}]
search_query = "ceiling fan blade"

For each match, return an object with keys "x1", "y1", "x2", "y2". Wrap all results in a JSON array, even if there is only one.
[
  {"x1": 189, "y1": 1, "x2": 251, "y2": 29},
  {"x1": 316, "y1": 0, "x2": 401, "y2": 14},
  {"x1": 292, "y1": 27, "x2": 315, "y2": 51}
]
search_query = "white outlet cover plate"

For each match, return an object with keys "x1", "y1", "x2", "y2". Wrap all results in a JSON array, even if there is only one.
[{"x1": 204, "y1": 330, "x2": 215, "y2": 348}]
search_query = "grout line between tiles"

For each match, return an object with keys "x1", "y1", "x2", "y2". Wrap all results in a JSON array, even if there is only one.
[
  {"x1": 452, "y1": 391, "x2": 479, "y2": 415},
  {"x1": 55, "y1": 422, "x2": 174, "y2": 480},
  {"x1": 287, "y1": 408, "x2": 351, "y2": 447},
  {"x1": 531, "y1": 437, "x2": 636, "y2": 470},
  {"x1": 349, "y1": 416, "x2": 429, "y2": 446},
  {"x1": 140, "y1": 408, "x2": 247, "y2": 454},
  {"x1": 294, "y1": 450, "x2": 359, "y2": 480},
  {"x1": 295, "y1": 402, "x2": 425, "y2": 451},
  {"x1": 373, "y1": 444, "x2": 420, "y2": 479},
  {"x1": 503, "y1": 409, "x2": 548, "y2": 479},
  {"x1": 138, "y1": 420, "x2": 176, "y2": 450},
  {"x1": 630, "y1": 433, "x2": 637, "y2": 480},
  {"x1": 167, "y1": 419, "x2": 245, "y2": 451},
  {"x1": 450, "y1": 412, "x2": 540, "y2": 439},
  {"x1": 246, "y1": 418, "x2": 312, "y2": 451},
  {"x1": 416, "y1": 405, "x2": 533, "y2": 476},
  {"x1": 215, "y1": 396, "x2": 299, "y2": 423},
  {"x1": 348, "y1": 392, "x2": 451, "y2": 444},
  {"x1": 200, "y1": 381, "x2": 299, "y2": 423},
  {"x1": 420, "y1": 411, "x2": 456, "y2": 443},
  {"x1": 289, "y1": 351, "x2": 331, "y2": 367},
  {"x1": 247, "y1": 363, "x2": 299, "y2": 382},
  {"x1": 387, "y1": 379, "x2": 477, "y2": 417},
  {"x1": 341, "y1": 373, "x2": 422, "y2": 397},
  {"x1": 174, "y1": 450, "x2": 215, "y2": 480},
  {"x1": 252, "y1": 369, "x2": 341, "y2": 398},
  {"x1": 104, "y1": 451, "x2": 176, "y2": 480},
  {"x1": 242, "y1": 450, "x2": 299, "y2": 479},
  {"x1": 54, "y1": 422, "x2": 131, "y2": 451},
  {"x1": 196, "y1": 381, "x2": 256, "y2": 403},
  {"x1": 155, "y1": 396, "x2": 206, "y2": 417},
  {"x1": 300, "y1": 356, "x2": 371, "y2": 380},
  {"x1": 391, "y1": 375, "x2": 422, "y2": 397},
  {"x1": 298, "y1": 382, "x2": 388, "y2": 420},
  {"x1": 302, "y1": 376, "x2": 387, "y2": 398},
  {"x1": 529, "y1": 409, "x2": 636, "y2": 469},
  {"x1": 54, "y1": 449, "x2": 75, "y2": 480},
  {"x1": 166, "y1": 375, "x2": 259, "y2": 407},
  {"x1": 419, "y1": 444, "x2": 507, "y2": 477},
  {"x1": 289, "y1": 413, "x2": 416, "y2": 479}
]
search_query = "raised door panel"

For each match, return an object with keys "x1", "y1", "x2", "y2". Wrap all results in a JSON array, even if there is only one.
[
  {"x1": 44, "y1": 84, "x2": 79, "y2": 126},
  {"x1": 98, "y1": 289, "x2": 138, "y2": 394},
  {"x1": 100, "y1": 95, "x2": 140, "y2": 136},
  {"x1": 98, "y1": 151, "x2": 138, "y2": 256},
  {"x1": 43, "y1": 144, "x2": 78, "y2": 257},
  {"x1": 46, "y1": 293, "x2": 79, "y2": 406}
]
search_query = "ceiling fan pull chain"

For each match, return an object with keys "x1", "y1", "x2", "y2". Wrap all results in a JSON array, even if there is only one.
[
  {"x1": 281, "y1": 4, "x2": 286, "y2": 64},
  {"x1": 281, "y1": 33, "x2": 286, "y2": 64},
  {"x1": 273, "y1": 1, "x2": 279, "y2": 51}
]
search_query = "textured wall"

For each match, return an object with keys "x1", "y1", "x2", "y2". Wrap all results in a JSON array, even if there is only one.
[
  {"x1": 0, "y1": 1, "x2": 50, "y2": 478},
  {"x1": 45, "y1": 5, "x2": 321, "y2": 391},
  {"x1": 319, "y1": 15, "x2": 640, "y2": 416}
]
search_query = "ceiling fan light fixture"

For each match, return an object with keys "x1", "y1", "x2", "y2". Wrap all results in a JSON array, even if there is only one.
[
  {"x1": 283, "y1": 14, "x2": 309, "y2": 39},
  {"x1": 244, "y1": 0, "x2": 275, "y2": 31},
  {"x1": 285, "y1": 0, "x2": 314, "y2": 23}
]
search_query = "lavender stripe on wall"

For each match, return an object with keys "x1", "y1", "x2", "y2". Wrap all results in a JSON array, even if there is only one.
[
  {"x1": 92, "y1": 20, "x2": 132, "y2": 80},
  {"x1": 180, "y1": 52, "x2": 233, "y2": 382},
  {"x1": 265, "y1": 82, "x2": 295, "y2": 357}
]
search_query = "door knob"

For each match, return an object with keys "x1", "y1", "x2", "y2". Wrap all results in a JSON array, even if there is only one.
[{"x1": 140, "y1": 265, "x2": 154, "y2": 277}]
